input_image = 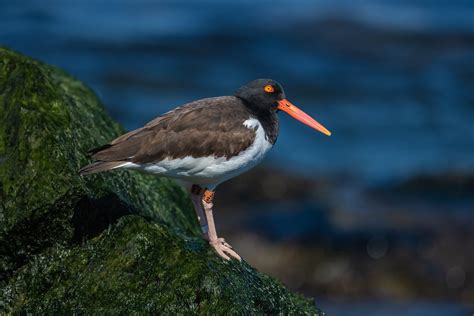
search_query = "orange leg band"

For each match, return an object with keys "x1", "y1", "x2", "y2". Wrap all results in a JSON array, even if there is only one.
[{"x1": 203, "y1": 190, "x2": 215, "y2": 204}]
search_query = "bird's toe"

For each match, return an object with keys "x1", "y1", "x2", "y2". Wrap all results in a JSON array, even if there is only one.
[{"x1": 210, "y1": 239, "x2": 241, "y2": 261}]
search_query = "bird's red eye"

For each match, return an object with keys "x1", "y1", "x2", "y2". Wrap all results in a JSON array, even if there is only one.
[{"x1": 264, "y1": 85, "x2": 275, "y2": 93}]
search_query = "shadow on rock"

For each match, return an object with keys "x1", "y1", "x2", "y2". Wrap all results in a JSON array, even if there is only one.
[{"x1": 71, "y1": 193, "x2": 133, "y2": 244}]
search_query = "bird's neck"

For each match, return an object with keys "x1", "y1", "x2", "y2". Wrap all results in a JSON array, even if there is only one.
[{"x1": 250, "y1": 107, "x2": 279, "y2": 145}]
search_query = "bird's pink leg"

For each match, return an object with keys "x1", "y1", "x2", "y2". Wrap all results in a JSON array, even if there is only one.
[
  {"x1": 190, "y1": 185, "x2": 209, "y2": 240},
  {"x1": 202, "y1": 190, "x2": 241, "y2": 261}
]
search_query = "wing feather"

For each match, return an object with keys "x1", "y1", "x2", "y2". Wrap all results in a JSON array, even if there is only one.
[{"x1": 88, "y1": 96, "x2": 255, "y2": 165}]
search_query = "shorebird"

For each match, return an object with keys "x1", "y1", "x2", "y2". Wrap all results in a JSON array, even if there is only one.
[{"x1": 80, "y1": 79, "x2": 331, "y2": 260}]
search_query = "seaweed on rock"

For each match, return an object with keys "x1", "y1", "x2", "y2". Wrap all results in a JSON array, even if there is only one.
[{"x1": 0, "y1": 48, "x2": 321, "y2": 315}]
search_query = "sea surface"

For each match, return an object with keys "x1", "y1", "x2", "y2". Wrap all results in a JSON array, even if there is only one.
[
  {"x1": 2, "y1": 0, "x2": 474, "y2": 183},
  {"x1": 318, "y1": 300, "x2": 472, "y2": 316},
  {"x1": 2, "y1": 1, "x2": 473, "y2": 314}
]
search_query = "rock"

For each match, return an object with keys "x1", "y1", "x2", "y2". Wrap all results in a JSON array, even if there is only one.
[{"x1": 0, "y1": 48, "x2": 321, "y2": 314}]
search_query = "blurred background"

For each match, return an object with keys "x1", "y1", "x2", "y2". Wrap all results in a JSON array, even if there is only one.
[{"x1": 1, "y1": 0, "x2": 473, "y2": 315}]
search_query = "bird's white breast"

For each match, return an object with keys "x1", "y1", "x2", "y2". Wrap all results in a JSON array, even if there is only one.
[{"x1": 121, "y1": 118, "x2": 273, "y2": 189}]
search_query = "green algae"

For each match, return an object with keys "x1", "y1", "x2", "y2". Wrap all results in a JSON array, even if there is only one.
[{"x1": 0, "y1": 48, "x2": 321, "y2": 315}]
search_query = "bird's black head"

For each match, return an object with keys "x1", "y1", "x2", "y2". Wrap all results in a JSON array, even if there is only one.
[
  {"x1": 235, "y1": 78, "x2": 332, "y2": 136},
  {"x1": 234, "y1": 79, "x2": 286, "y2": 113}
]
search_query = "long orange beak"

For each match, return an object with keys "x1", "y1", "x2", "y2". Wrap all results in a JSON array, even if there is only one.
[{"x1": 277, "y1": 99, "x2": 331, "y2": 136}]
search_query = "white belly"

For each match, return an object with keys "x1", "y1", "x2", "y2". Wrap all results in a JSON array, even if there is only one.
[{"x1": 122, "y1": 118, "x2": 273, "y2": 189}]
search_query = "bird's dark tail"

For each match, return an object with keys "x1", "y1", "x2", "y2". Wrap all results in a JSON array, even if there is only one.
[{"x1": 79, "y1": 161, "x2": 126, "y2": 176}]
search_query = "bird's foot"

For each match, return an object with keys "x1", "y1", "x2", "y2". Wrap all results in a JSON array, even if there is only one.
[{"x1": 210, "y1": 238, "x2": 241, "y2": 261}]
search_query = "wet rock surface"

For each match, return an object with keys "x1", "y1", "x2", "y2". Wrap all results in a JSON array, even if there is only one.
[{"x1": 0, "y1": 48, "x2": 321, "y2": 314}]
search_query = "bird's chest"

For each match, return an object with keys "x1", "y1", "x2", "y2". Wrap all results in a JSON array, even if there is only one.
[
  {"x1": 226, "y1": 120, "x2": 273, "y2": 170},
  {"x1": 196, "y1": 118, "x2": 273, "y2": 180},
  {"x1": 134, "y1": 118, "x2": 273, "y2": 187}
]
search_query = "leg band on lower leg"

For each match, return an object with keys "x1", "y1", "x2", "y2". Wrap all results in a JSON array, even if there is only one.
[
  {"x1": 200, "y1": 224, "x2": 209, "y2": 234},
  {"x1": 203, "y1": 190, "x2": 215, "y2": 204}
]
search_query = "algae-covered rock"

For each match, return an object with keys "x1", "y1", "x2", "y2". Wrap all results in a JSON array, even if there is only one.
[{"x1": 0, "y1": 48, "x2": 321, "y2": 314}]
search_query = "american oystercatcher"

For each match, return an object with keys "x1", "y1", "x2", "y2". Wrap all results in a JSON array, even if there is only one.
[{"x1": 80, "y1": 79, "x2": 331, "y2": 260}]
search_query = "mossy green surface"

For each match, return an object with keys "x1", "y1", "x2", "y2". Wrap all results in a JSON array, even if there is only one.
[{"x1": 0, "y1": 48, "x2": 322, "y2": 314}]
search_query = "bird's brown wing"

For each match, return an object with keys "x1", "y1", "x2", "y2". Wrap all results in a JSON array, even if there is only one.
[{"x1": 88, "y1": 96, "x2": 256, "y2": 165}]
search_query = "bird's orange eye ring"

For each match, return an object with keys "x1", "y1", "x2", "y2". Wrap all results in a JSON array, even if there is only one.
[{"x1": 264, "y1": 85, "x2": 275, "y2": 93}]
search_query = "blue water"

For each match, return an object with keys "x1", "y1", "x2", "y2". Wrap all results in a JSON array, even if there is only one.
[
  {"x1": 2, "y1": 0, "x2": 474, "y2": 182},
  {"x1": 318, "y1": 300, "x2": 473, "y2": 316},
  {"x1": 2, "y1": 1, "x2": 474, "y2": 314}
]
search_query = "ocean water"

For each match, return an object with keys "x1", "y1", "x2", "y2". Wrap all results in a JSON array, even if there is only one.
[
  {"x1": 2, "y1": 0, "x2": 474, "y2": 183},
  {"x1": 318, "y1": 300, "x2": 473, "y2": 316},
  {"x1": 2, "y1": 1, "x2": 474, "y2": 314}
]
